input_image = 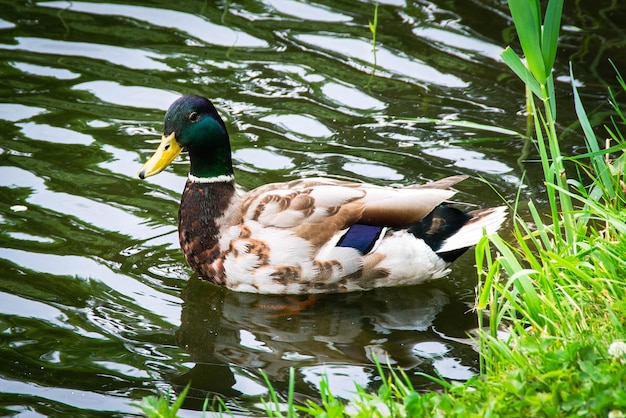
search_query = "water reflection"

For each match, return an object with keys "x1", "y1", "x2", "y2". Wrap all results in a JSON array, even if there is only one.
[
  {"x1": 174, "y1": 277, "x2": 482, "y2": 409},
  {"x1": 39, "y1": 1, "x2": 268, "y2": 47},
  {"x1": 3, "y1": 37, "x2": 171, "y2": 71},
  {"x1": 295, "y1": 33, "x2": 468, "y2": 88},
  {"x1": 1, "y1": 0, "x2": 624, "y2": 414},
  {"x1": 265, "y1": 0, "x2": 351, "y2": 22},
  {"x1": 73, "y1": 81, "x2": 180, "y2": 110}
]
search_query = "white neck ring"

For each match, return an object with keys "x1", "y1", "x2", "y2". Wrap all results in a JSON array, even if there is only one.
[{"x1": 188, "y1": 174, "x2": 235, "y2": 183}]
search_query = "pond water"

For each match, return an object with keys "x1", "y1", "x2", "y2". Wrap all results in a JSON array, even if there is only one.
[{"x1": 1, "y1": 0, "x2": 624, "y2": 415}]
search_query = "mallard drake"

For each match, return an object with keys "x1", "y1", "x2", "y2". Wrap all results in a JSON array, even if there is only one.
[{"x1": 138, "y1": 95, "x2": 506, "y2": 294}]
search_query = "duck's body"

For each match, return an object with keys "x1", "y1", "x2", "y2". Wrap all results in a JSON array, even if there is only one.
[{"x1": 138, "y1": 95, "x2": 506, "y2": 294}]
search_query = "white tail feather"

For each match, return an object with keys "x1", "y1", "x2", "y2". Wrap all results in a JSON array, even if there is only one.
[{"x1": 437, "y1": 206, "x2": 507, "y2": 253}]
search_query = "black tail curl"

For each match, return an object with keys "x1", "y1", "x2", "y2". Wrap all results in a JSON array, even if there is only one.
[{"x1": 405, "y1": 205, "x2": 472, "y2": 262}]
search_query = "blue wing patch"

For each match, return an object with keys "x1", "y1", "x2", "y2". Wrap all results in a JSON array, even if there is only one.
[{"x1": 336, "y1": 224, "x2": 385, "y2": 254}]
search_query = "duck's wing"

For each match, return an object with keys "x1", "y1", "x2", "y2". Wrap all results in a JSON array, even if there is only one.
[
  {"x1": 239, "y1": 177, "x2": 461, "y2": 247},
  {"x1": 407, "y1": 174, "x2": 468, "y2": 190}
]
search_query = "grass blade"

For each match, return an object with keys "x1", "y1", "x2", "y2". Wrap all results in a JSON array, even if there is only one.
[
  {"x1": 501, "y1": 47, "x2": 543, "y2": 98},
  {"x1": 570, "y1": 64, "x2": 615, "y2": 198},
  {"x1": 507, "y1": 0, "x2": 545, "y2": 82},
  {"x1": 541, "y1": 0, "x2": 563, "y2": 73},
  {"x1": 411, "y1": 116, "x2": 525, "y2": 137}
]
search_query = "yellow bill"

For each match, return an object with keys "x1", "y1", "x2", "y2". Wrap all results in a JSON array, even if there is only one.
[{"x1": 137, "y1": 133, "x2": 182, "y2": 179}]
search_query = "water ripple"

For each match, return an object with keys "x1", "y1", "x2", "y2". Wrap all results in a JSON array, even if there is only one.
[
  {"x1": 40, "y1": 1, "x2": 268, "y2": 48},
  {"x1": 0, "y1": 0, "x2": 618, "y2": 414},
  {"x1": 1, "y1": 37, "x2": 171, "y2": 71}
]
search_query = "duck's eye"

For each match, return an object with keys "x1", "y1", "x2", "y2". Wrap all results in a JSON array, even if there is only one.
[{"x1": 188, "y1": 111, "x2": 199, "y2": 122}]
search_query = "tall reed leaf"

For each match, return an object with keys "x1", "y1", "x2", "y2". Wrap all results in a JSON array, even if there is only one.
[
  {"x1": 541, "y1": 0, "x2": 564, "y2": 74},
  {"x1": 500, "y1": 47, "x2": 542, "y2": 98},
  {"x1": 507, "y1": 0, "x2": 545, "y2": 82},
  {"x1": 412, "y1": 116, "x2": 525, "y2": 137},
  {"x1": 571, "y1": 65, "x2": 615, "y2": 198}
]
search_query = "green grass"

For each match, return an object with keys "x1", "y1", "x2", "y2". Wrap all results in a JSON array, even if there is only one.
[
  {"x1": 136, "y1": 0, "x2": 626, "y2": 416},
  {"x1": 365, "y1": 1, "x2": 379, "y2": 89},
  {"x1": 133, "y1": 384, "x2": 191, "y2": 418}
]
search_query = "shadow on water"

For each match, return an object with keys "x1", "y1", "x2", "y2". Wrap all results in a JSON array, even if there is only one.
[{"x1": 173, "y1": 277, "x2": 484, "y2": 412}]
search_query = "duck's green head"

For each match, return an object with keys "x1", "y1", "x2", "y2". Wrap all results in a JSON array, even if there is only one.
[{"x1": 138, "y1": 95, "x2": 233, "y2": 180}]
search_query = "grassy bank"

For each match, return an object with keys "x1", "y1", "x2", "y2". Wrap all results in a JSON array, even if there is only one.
[
  {"x1": 350, "y1": 0, "x2": 626, "y2": 415},
  {"x1": 138, "y1": 0, "x2": 626, "y2": 416}
]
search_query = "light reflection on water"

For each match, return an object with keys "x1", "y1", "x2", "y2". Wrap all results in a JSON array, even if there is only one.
[
  {"x1": 39, "y1": 1, "x2": 269, "y2": 47},
  {"x1": 0, "y1": 0, "x2": 623, "y2": 415},
  {"x1": 175, "y1": 278, "x2": 481, "y2": 407}
]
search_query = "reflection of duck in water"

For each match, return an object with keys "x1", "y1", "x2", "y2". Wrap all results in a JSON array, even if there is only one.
[
  {"x1": 138, "y1": 95, "x2": 506, "y2": 294},
  {"x1": 174, "y1": 277, "x2": 482, "y2": 405}
]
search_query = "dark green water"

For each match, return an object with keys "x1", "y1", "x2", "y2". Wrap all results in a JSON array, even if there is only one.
[{"x1": 1, "y1": 0, "x2": 624, "y2": 415}]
